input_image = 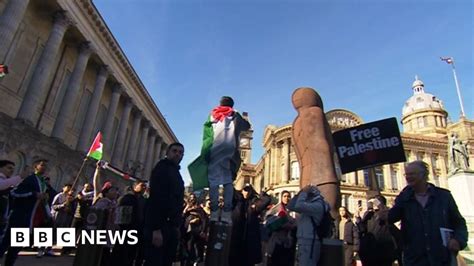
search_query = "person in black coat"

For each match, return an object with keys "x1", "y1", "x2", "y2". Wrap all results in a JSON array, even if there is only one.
[
  {"x1": 112, "y1": 180, "x2": 147, "y2": 266},
  {"x1": 229, "y1": 184, "x2": 271, "y2": 266},
  {"x1": 335, "y1": 206, "x2": 359, "y2": 266},
  {"x1": 0, "y1": 159, "x2": 52, "y2": 265},
  {"x1": 144, "y1": 143, "x2": 185, "y2": 266}
]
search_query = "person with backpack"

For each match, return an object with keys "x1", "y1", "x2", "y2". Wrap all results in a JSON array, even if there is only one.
[
  {"x1": 288, "y1": 185, "x2": 327, "y2": 266},
  {"x1": 336, "y1": 206, "x2": 359, "y2": 266}
]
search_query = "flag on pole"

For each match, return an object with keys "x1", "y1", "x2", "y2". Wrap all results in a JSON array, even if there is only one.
[
  {"x1": 87, "y1": 132, "x2": 103, "y2": 160},
  {"x1": 440, "y1": 57, "x2": 453, "y2": 64}
]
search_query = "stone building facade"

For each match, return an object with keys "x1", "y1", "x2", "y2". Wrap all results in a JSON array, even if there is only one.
[
  {"x1": 0, "y1": 0, "x2": 177, "y2": 189},
  {"x1": 236, "y1": 77, "x2": 473, "y2": 214}
]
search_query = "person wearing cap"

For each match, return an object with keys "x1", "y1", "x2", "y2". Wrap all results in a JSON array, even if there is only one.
[{"x1": 201, "y1": 96, "x2": 250, "y2": 224}]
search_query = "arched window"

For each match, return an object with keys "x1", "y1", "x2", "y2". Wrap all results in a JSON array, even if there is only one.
[{"x1": 291, "y1": 161, "x2": 300, "y2": 180}]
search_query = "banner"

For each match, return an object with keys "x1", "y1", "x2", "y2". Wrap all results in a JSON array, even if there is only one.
[{"x1": 332, "y1": 117, "x2": 406, "y2": 174}]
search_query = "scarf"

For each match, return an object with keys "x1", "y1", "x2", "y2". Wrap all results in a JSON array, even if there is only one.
[{"x1": 211, "y1": 106, "x2": 234, "y2": 122}]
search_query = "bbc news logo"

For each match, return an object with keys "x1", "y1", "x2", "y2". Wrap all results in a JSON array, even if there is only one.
[{"x1": 11, "y1": 228, "x2": 138, "y2": 247}]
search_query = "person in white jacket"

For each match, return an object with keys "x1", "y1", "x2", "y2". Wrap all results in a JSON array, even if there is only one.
[{"x1": 288, "y1": 185, "x2": 326, "y2": 266}]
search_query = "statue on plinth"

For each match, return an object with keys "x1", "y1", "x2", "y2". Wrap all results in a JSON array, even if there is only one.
[
  {"x1": 449, "y1": 133, "x2": 470, "y2": 174},
  {"x1": 291, "y1": 87, "x2": 341, "y2": 219}
]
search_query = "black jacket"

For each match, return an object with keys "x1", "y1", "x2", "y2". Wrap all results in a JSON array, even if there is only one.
[
  {"x1": 117, "y1": 191, "x2": 146, "y2": 231},
  {"x1": 145, "y1": 158, "x2": 184, "y2": 231},
  {"x1": 9, "y1": 174, "x2": 51, "y2": 228},
  {"x1": 335, "y1": 218, "x2": 359, "y2": 251},
  {"x1": 388, "y1": 184, "x2": 468, "y2": 266},
  {"x1": 229, "y1": 190, "x2": 271, "y2": 265}
]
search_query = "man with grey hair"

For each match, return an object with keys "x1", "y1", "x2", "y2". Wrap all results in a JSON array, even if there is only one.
[{"x1": 385, "y1": 160, "x2": 468, "y2": 266}]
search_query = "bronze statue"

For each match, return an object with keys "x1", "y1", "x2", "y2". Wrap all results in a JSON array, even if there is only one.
[{"x1": 292, "y1": 87, "x2": 341, "y2": 219}]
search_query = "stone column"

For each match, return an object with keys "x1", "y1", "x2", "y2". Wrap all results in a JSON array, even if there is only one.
[
  {"x1": 153, "y1": 137, "x2": 163, "y2": 165},
  {"x1": 271, "y1": 146, "x2": 277, "y2": 184},
  {"x1": 282, "y1": 139, "x2": 290, "y2": 183},
  {"x1": 51, "y1": 42, "x2": 92, "y2": 140},
  {"x1": 137, "y1": 120, "x2": 150, "y2": 168},
  {"x1": 16, "y1": 12, "x2": 71, "y2": 125},
  {"x1": 124, "y1": 110, "x2": 142, "y2": 165},
  {"x1": 398, "y1": 162, "x2": 406, "y2": 188},
  {"x1": 144, "y1": 132, "x2": 156, "y2": 178},
  {"x1": 111, "y1": 97, "x2": 133, "y2": 166},
  {"x1": 76, "y1": 65, "x2": 109, "y2": 151},
  {"x1": 160, "y1": 143, "x2": 168, "y2": 159},
  {"x1": 438, "y1": 154, "x2": 448, "y2": 188},
  {"x1": 102, "y1": 84, "x2": 122, "y2": 149},
  {"x1": 423, "y1": 153, "x2": 434, "y2": 180},
  {"x1": 0, "y1": 0, "x2": 31, "y2": 61},
  {"x1": 264, "y1": 150, "x2": 270, "y2": 188},
  {"x1": 383, "y1": 164, "x2": 391, "y2": 191}
]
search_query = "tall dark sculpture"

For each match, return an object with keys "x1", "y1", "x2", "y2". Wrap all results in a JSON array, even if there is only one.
[{"x1": 292, "y1": 87, "x2": 341, "y2": 219}]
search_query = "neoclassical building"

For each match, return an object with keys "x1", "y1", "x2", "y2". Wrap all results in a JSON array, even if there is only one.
[
  {"x1": 0, "y1": 0, "x2": 177, "y2": 189},
  {"x1": 236, "y1": 77, "x2": 473, "y2": 214}
]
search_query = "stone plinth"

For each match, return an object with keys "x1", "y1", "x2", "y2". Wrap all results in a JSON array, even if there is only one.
[
  {"x1": 448, "y1": 170, "x2": 474, "y2": 261},
  {"x1": 448, "y1": 170, "x2": 474, "y2": 218}
]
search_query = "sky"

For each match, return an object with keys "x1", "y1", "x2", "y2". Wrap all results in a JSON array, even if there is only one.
[{"x1": 94, "y1": 0, "x2": 473, "y2": 184}]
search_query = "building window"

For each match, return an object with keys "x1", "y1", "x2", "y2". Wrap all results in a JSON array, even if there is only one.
[
  {"x1": 391, "y1": 168, "x2": 398, "y2": 190},
  {"x1": 375, "y1": 167, "x2": 384, "y2": 190},
  {"x1": 364, "y1": 169, "x2": 370, "y2": 187},
  {"x1": 417, "y1": 116, "x2": 425, "y2": 128},
  {"x1": 291, "y1": 161, "x2": 300, "y2": 180}
]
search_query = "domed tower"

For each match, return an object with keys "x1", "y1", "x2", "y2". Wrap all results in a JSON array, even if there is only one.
[{"x1": 401, "y1": 76, "x2": 448, "y2": 138}]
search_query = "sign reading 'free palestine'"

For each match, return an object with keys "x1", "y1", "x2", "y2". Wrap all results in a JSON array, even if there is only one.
[{"x1": 332, "y1": 117, "x2": 406, "y2": 174}]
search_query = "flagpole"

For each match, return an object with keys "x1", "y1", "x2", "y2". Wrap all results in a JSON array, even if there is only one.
[
  {"x1": 449, "y1": 59, "x2": 466, "y2": 118},
  {"x1": 72, "y1": 157, "x2": 89, "y2": 190},
  {"x1": 442, "y1": 57, "x2": 466, "y2": 118}
]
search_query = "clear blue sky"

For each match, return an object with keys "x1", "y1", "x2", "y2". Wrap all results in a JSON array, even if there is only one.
[{"x1": 94, "y1": 0, "x2": 473, "y2": 184}]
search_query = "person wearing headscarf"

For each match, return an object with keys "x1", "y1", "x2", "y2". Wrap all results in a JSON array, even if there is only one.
[{"x1": 229, "y1": 184, "x2": 271, "y2": 266}]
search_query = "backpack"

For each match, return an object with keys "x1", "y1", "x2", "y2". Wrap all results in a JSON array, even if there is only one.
[
  {"x1": 308, "y1": 200, "x2": 334, "y2": 259},
  {"x1": 311, "y1": 201, "x2": 334, "y2": 239}
]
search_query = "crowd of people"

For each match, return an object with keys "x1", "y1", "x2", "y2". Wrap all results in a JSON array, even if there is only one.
[
  {"x1": 0, "y1": 95, "x2": 468, "y2": 266},
  {"x1": 0, "y1": 152, "x2": 470, "y2": 266}
]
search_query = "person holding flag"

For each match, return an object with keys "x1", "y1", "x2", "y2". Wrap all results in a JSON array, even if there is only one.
[{"x1": 190, "y1": 96, "x2": 250, "y2": 224}]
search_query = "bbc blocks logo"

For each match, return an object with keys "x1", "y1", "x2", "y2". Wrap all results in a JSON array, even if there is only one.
[{"x1": 11, "y1": 228, "x2": 138, "y2": 247}]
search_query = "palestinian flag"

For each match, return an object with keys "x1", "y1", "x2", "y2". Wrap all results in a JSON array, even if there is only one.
[
  {"x1": 188, "y1": 106, "x2": 236, "y2": 190},
  {"x1": 87, "y1": 132, "x2": 103, "y2": 160}
]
